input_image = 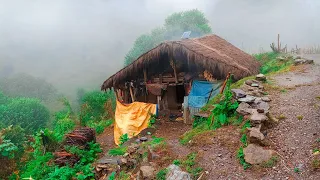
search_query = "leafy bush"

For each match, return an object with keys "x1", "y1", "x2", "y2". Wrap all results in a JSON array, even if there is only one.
[
  {"x1": 254, "y1": 52, "x2": 293, "y2": 74},
  {"x1": 208, "y1": 75, "x2": 238, "y2": 129},
  {"x1": 0, "y1": 138, "x2": 18, "y2": 159},
  {"x1": 79, "y1": 90, "x2": 115, "y2": 126},
  {"x1": 1, "y1": 125, "x2": 26, "y2": 157},
  {"x1": 1, "y1": 97, "x2": 50, "y2": 133}
]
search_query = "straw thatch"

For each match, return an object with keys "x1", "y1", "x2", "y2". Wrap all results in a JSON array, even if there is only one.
[{"x1": 101, "y1": 34, "x2": 260, "y2": 90}]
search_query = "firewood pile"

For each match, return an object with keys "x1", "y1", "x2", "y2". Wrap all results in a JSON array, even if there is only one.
[{"x1": 53, "y1": 127, "x2": 96, "y2": 166}]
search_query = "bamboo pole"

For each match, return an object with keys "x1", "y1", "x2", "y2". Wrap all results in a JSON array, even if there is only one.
[
  {"x1": 129, "y1": 85, "x2": 135, "y2": 102},
  {"x1": 220, "y1": 72, "x2": 231, "y2": 94}
]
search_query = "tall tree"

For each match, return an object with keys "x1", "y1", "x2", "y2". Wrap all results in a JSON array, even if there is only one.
[{"x1": 124, "y1": 9, "x2": 212, "y2": 66}]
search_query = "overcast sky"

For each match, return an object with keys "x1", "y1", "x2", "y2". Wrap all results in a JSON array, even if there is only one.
[{"x1": 0, "y1": 0, "x2": 319, "y2": 96}]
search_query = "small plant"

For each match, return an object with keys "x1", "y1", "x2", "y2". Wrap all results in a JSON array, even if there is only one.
[
  {"x1": 181, "y1": 153, "x2": 203, "y2": 178},
  {"x1": 118, "y1": 171, "x2": 130, "y2": 180},
  {"x1": 312, "y1": 159, "x2": 320, "y2": 169},
  {"x1": 231, "y1": 115, "x2": 243, "y2": 126},
  {"x1": 148, "y1": 113, "x2": 157, "y2": 128},
  {"x1": 0, "y1": 138, "x2": 18, "y2": 158},
  {"x1": 313, "y1": 148, "x2": 319, "y2": 153},
  {"x1": 192, "y1": 116, "x2": 207, "y2": 128},
  {"x1": 297, "y1": 115, "x2": 303, "y2": 120},
  {"x1": 240, "y1": 134, "x2": 248, "y2": 147},
  {"x1": 241, "y1": 120, "x2": 251, "y2": 133},
  {"x1": 108, "y1": 147, "x2": 127, "y2": 156},
  {"x1": 119, "y1": 133, "x2": 129, "y2": 145},
  {"x1": 156, "y1": 168, "x2": 168, "y2": 180},
  {"x1": 173, "y1": 159, "x2": 181, "y2": 166},
  {"x1": 108, "y1": 172, "x2": 116, "y2": 180},
  {"x1": 237, "y1": 147, "x2": 251, "y2": 170},
  {"x1": 280, "y1": 89, "x2": 287, "y2": 93},
  {"x1": 261, "y1": 156, "x2": 279, "y2": 168},
  {"x1": 317, "y1": 138, "x2": 320, "y2": 143},
  {"x1": 294, "y1": 167, "x2": 301, "y2": 173},
  {"x1": 278, "y1": 114, "x2": 286, "y2": 120}
]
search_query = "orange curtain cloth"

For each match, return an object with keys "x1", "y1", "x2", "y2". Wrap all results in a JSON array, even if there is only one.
[{"x1": 114, "y1": 100, "x2": 157, "y2": 145}]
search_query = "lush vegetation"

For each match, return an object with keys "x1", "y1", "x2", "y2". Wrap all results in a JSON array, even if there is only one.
[
  {"x1": 79, "y1": 90, "x2": 115, "y2": 134},
  {"x1": 124, "y1": 9, "x2": 212, "y2": 65},
  {"x1": 254, "y1": 52, "x2": 293, "y2": 74}
]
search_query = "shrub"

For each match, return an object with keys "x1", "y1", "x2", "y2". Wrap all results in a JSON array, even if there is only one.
[
  {"x1": 156, "y1": 168, "x2": 168, "y2": 180},
  {"x1": 1, "y1": 97, "x2": 50, "y2": 133},
  {"x1": 1, "y1": 125, "x2": 26, "y2": 157},
  {"x1": 79, "y1": 90, "x2": 115, "y2": 126},
  {"x1": 208, "y1": 75, "x2": 238, "y2": 129}
]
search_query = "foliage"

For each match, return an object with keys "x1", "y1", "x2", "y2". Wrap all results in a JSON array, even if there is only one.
[
  {"x1": 294, "y1": 167, "x2": 301, "y2": 173},
  {"x1": 142, "y1": 137, "x2": 166, "y2": 149},
  {"x1": 87, "y1": 119, "x2": 113, "y2": 134},
  {"x1": 124, "y1": 9, "x2": 212, "y2": 65},
  {"x1": 0, "y1": 73, "x2": 58, "y2": 101},
  {"x1": 108, "y1": 172, "x2": 116, "y2": 180},
  {"x1": 156, "y1": 168, "x2": 168, "y2": 180},
  {"x1": 79, "y1": 90, "x2": 115, "y2": 132},
  {"x1": 0, "y1": 138, "x2": 18, "y2": 159},
  {"x1": 240, "y1": 134, "x2": 248, "y2": 147},
  {"x1": 119, "y1": 133, "x2": 129, "y2": 146},
  {"x1": 208, "y1": 75, "x2": 238, "y2": 129},
  {"x1": 0, "y1": 97, "x2": 50, "y2": 133},
  {"x1": 108, "y1": 147, "x2": 127, "y2": 156},
  {"x1": 192, "y1": 116, "x2": 207, "y2": 128},
  {"x1": 118, "y1": 171, "x2": 130, "y2": 180},
  {"x1": 181, "y1": 152, "x2": 203, "y2": 178},
  {"x1": 20, "y1": 142, "x2": 102, "y2": 180},
  {"x1": 173, "y1": 159, "x2": 181, "y2": 166},
  {"x1": 241, "y1": 120, "x2": 251, "y2": 133},
  {"x1": 237, "y1": 147, "x2": 251, "y2": 170},
  {"x1": 261, "y1": 156, "x2": 279, "y2": 168},
  {"x1": 148, "y1": 113, "x2": 157, "y2": 128},
  {"x1": 254, "y1": 52, "x2": 293, "y2": 74},
  {"x1": 1, "y1": 125, "x2": 26, "y2": 157},
  {"x1": 297, "y1": 115, "x2": 303, "y2": 120}
]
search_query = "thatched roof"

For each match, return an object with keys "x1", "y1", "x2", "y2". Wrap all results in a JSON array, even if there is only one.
[{"x1": 101, "y1": 34, "x2": 260, "y2": 90}]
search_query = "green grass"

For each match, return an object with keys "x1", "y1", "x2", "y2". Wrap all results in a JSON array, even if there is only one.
[
  {"x1": 173, "y1": 159, "x2": 181, "y2": 166},
  {"x1": 108, "y1": 147, "x2": 127, "y2": 156},
  {"x1": 254, "y1": 52, "x2": 293, "y2": 75},
  {"x1": 179, "y1": 124, "x2": 210, "y2": 145},
  {"x1": 237, "y1": 147, "x2": 251, "y2": 170},
  {"x1": 156, "y1": 168, "x2": 168, "y2": 180},
  {"x1": 230, "y1": 76, "x2": 255, "y2": 89},
  {"x1": 182, "y1": 153, "x2": 203, "y2": 178},
  {"x1": 240, "y1": 134, "x2": 248, "y2": 147},
  {"x1": 241, "y1": 120, "x2": 251, "y2": 133},
  {"x1": 261, "y1": 156, "x2": 279, "y2": 168}
]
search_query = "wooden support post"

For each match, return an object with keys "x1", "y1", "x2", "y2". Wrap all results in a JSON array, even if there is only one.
[
  {"x1": 114, "y1": 88, "x2": 119, "y2": 100},
  {"x1": 143, "y1": 69, "x2": 147, "y2": 83},
  {"x1": 220, "y1": 72, "x2": 231, "y2": 94},
  {"x1": 159, "y1": 74, "x2": 163, "y2": 84},
  {"x1": 129, "y1": 86, "x2": 135, "y2": 102},
  {"x1": 171, "y1": 59, "x2": 178, "y2": 83},
  {"x1": 277, "y1": 34, "x2": 280, "y2": 52}
]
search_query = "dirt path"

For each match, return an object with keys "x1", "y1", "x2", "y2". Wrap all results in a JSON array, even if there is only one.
[{"x1": 266, "y1": 55, "x2": 320, "y2": 179}]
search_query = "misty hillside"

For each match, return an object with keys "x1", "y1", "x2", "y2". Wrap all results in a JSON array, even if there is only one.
[{"x1": 0, "y1": 0, "x2": 319, "y2": 95}]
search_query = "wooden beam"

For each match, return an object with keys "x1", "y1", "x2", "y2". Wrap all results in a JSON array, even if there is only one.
[
  {"x1": 129, "y1": 86, "x2": 135, "y2": 102},
  {"x1": 143, "y1": 69, "x2": 147, "y2": 83}
]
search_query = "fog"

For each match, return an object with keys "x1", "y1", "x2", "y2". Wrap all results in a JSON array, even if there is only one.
[{"x1": 0, "y1": 0, "x2": 319, "y2": 97}]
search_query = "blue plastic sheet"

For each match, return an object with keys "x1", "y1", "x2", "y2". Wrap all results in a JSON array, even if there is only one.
[{"x1": 188, "y1": 80, "x2": 222, "y2": 108}]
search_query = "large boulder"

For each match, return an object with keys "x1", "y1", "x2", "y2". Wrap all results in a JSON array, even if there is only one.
[
  {"x1": 140, "y1": 165, "x2": 156, "y2": 179},
  {"x1": 236, "y1": 102, "x2": 253, "y2": 115},
  {"x1": 251, "y1": 98, "x2": 270, "y2": 113},
  {"x1": 238, "y1": 95, "x2": 256, "y2": 103},
  {"x1": 256, "y1": 74, "x2": 266, "y2": 81},
  {"x1": 231, "y1": 89, "x2": 246, "y2": 99},
  {"x1": 250, "y1": 109, "x2": 268, "y2": 124},
  {"x1": 243, "y1": 144, "x2": 276, "y2": 164},
  {"x1": 247, "y1": 126, "x2": 265, "y2": 145},
  {"x1": 166, "y1": 164, "x2": 191, "y2": 180}
]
